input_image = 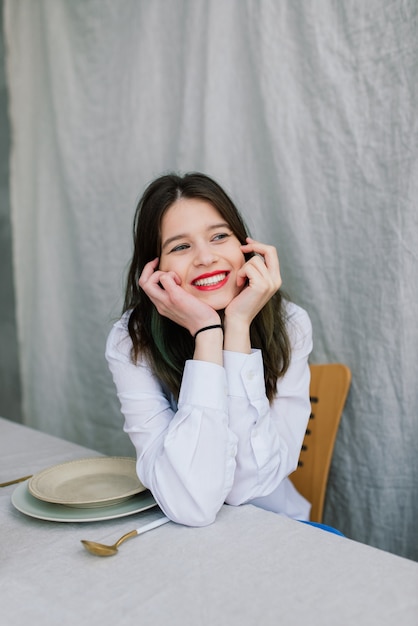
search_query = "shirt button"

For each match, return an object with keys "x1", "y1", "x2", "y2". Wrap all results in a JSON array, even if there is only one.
[{"x1": 247, "y1": 370, "x2": 255, "y2": 380}]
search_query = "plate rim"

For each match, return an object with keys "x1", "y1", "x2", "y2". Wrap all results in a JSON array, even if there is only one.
[
  {"x1": 28, "y1": 456, "x2": 145, "y2": 506},
  {"x1": 12, "y1": 481, "x2": 157, "y2": 522}
]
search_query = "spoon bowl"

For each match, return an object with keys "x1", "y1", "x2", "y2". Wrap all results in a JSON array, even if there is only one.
[
  {"x1": 82, "y1": 529, "x2": 138, "y2": 556},
  {"x1": 81, "y1": 515, "x2": 169, "y2": 557}
]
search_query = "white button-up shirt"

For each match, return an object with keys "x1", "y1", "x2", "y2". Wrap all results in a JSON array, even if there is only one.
[{"x1": 106, "y1": 302, "x2": 313, "y2": 526}]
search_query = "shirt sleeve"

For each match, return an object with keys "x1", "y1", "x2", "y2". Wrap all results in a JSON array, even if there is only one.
[
  {"x1": 223, "y1": 303, "x2": 313, "y2": 505},
  {"x1": 105, "y1": 317, "x2": 238, "y2": 527}
]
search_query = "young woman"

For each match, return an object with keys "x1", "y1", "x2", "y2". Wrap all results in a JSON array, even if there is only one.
[{"x1": 106, "y1": 172, "x2": 313, "y2": 526}]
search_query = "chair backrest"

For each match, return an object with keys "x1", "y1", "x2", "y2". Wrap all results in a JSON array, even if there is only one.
[{"x1": 290, "y1": 363, "x2": 351, "y2": 523}]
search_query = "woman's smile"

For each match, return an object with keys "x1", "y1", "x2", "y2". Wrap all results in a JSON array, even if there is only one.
[{"x1": 192, "y1": 271, "x2": 230, "y2": 290}]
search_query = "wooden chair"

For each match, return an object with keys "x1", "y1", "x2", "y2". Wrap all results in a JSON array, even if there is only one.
[{"x1": 290, "y1": 363, "x2": 351, "y2": 523}]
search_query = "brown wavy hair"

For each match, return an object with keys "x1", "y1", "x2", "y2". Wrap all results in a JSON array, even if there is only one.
[{"x1": 123, "y1": 172, "x2": 291, "y2": 402}]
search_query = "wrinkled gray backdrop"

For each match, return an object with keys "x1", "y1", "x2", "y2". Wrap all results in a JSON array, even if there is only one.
[{"x1": 2, "y1": 0, "x2": 417, "y2": 560}]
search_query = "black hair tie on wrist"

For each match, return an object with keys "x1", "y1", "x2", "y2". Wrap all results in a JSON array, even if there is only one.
[{"x1": 194, "y1": 324, "x2": 223, "y2": 339}]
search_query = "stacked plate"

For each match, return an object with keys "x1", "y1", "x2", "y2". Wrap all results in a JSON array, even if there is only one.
[{"x1": 11, "y1": 457, "x2": 157, "y2": 522}]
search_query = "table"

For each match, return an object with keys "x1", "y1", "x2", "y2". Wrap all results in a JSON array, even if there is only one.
[{"x1": 1, "y1": 417, "x2": 417, "y2": 626}]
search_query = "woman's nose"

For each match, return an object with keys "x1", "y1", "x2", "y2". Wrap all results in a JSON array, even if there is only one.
[{"x1": 193, "y1": 243, "x2": 218, "y2": 266}]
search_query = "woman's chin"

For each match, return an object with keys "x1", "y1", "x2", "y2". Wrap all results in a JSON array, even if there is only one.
[{"x1": 197, "y1": 294, "x2": 232, "y2": 311}]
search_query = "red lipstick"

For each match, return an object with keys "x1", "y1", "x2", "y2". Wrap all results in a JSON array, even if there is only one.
[{"x1": 192, "y1": 271, "x2": 230, "y2": 291}]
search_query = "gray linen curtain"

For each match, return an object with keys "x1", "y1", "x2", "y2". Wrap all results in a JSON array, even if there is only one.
[{"x1": 4, "y1": 0, "x2": 418, "y2": 560}]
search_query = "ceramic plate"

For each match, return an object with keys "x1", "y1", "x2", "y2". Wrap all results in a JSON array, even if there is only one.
[
  {"x1": 12, "y1": 481, "x2": 157, "y2": 522},
  {"x1": 28, "y1": 457, "x2": 145, "y2": 507}
]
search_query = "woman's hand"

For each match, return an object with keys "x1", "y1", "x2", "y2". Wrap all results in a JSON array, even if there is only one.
[
  {"x1": 139, "y1": 258, "x2": 221, "y2": 336},
  {"x1": 224, "y1": 238, "x2": 282, "y2": 328}
]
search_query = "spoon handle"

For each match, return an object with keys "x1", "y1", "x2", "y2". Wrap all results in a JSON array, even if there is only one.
[
  {"x1": 115, "y1": 515, "x2": 170, "y2": 549},
  {"x1": 135, "y1": 515, "x2": 170, "y2": 535}
]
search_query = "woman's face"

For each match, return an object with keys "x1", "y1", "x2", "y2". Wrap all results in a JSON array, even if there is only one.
[{"x1": 159, "y1": 198, "x2": 246, "y2": 311}]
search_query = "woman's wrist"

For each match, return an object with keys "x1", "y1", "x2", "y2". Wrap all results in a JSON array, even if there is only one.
[
  {"x1": 194, "y1": 324, "x2": 223, "y2": 339},
  {"x1": 223, "y1": 316, "x2": 251, "y2": 354},
  {"x1": 193, "y1": 324, "x2": 224, "y2": 366},
  {"x1": 190, "y1": 313, "x2": 222, "y2": 338}
]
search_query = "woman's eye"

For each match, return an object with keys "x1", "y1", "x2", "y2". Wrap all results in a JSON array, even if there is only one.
[
  {"x1": 212, "y1": 233, "x2": 230, "y2": 242},
  {"x1": 170, "y1": 243, "x2": 189, "y2": 253}
]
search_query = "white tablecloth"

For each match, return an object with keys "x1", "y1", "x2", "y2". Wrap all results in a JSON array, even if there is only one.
[{"x1": 1, "y1": 417, "x2": 417, "y2": 626}]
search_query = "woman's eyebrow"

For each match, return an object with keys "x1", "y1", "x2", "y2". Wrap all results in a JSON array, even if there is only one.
[
  {"x1": 161, "y1": 223, "x2": 230, "y2": 250},
  {"x1": 161, "y1": 233, "x2": 188, "y2": 250}
]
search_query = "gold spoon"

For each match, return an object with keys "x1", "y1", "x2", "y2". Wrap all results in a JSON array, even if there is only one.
[{"x1": 81, "y1": 515, "x2": 170, "y2": 556}]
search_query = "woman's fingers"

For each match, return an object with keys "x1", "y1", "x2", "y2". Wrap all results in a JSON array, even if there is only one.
[
  {"x1": 141, "y1": 272, "x2": 181, "y2": 308},
  {"x1": 138, "y1": 258, "x2": 160, "y2": 288},
  {"x1": 241, "y1": 237, "x2": 279, "y2": 266},
  {"x1": 139, "y1": 260, "x2": 181, "y2": 296},
  {"x1": 138, "y1": 260, "x2": 219, "y2": 335},
  {"x1": 158, "y1": 271, "x2": 181, "y2": 288},
  {"x1": 240, "y1": 238, "x2": 282, "y2": 290},
  {"x1": 225, "y1": 238, "x2": 282, "y2": 324}
]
